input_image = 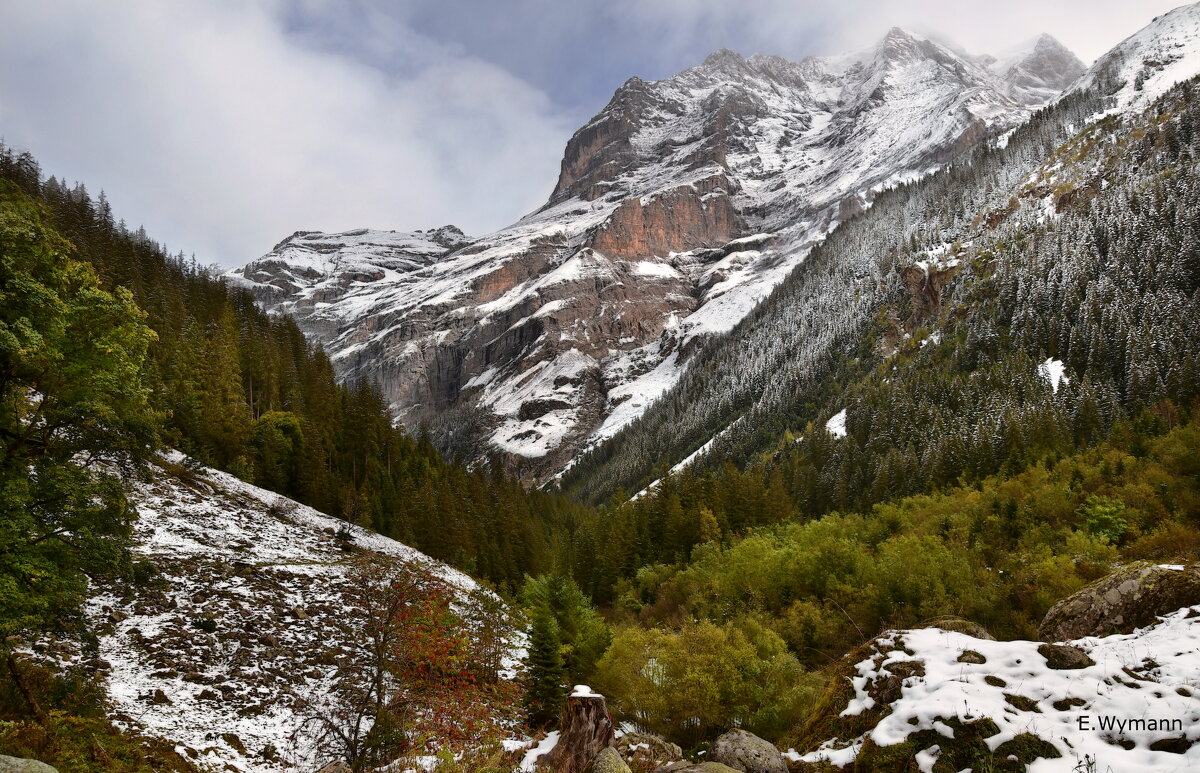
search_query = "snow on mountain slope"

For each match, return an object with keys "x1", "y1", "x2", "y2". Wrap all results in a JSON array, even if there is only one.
[
  {"x1": 1073, "y1": 1, "x2": 1200, "y2": 110},
  {"x1": 228, "y1": 28, "x2": 1079, "y2": 482},
  {"x1": 986, "y1": 33, "x2": 1086, "y2": 107},
  {"x1": 26, "y1": 454, "x2": 506, "y2": 773},
  {"x1": 790, "y1": 606, "x2": 1200, "y2": 771}
]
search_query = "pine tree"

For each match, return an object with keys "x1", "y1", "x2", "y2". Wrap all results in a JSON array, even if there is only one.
[{"x1": 524, "y1": 605, "x2": 566, "y2": 728}]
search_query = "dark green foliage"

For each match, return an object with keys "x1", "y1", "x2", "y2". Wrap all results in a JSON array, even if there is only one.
[
  {"x1": 523, "y1": 605, "x2": 566, "y2": 728},
  {"x1": 0, "y1": 179, "x2": 158, "y2": 639},
  {"x1": 589, "y1": 420, "x2": 1200, "y2": 673},
  {"x1": 520, "y1": 574, "x2": 610, "y2": 683}
]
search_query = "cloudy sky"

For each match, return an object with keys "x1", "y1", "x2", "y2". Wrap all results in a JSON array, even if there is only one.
[{"x1": 0, "y1": 0, "x2": 1186, "y2": 266}]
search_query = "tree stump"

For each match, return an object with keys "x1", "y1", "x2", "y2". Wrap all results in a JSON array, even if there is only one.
[{"x1": 542, "y1": 685, "x2": 615, "y2": 773}]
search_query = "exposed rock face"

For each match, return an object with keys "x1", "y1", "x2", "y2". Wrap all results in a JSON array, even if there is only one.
[
  {"x1": 1038, "y1": 561, "x2": 1200, "y2": 641},
  {"x1": 985, "y1": 34, "x2": 1086, "y2": 107},
  {"x1": 708, "y1": 729, "x2": 787, "y2": 773},
  {"x1": 229, "y1": 29, "x2": 1079, "y2": 482}
]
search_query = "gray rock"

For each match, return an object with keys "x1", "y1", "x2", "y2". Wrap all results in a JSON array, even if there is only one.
[
  {"x1": 1037, "y1": 643, "x2": 1095, "y2": 670},
  {"x1": 923, "y1": 616, "x2": 995, "y2": 640},
  {"x1": 659, "y1": 763, "x2": 740, "y2": 773},
  {"x1": 588, "y1": 747, "x2": 631, "y2": 773},
  {"x1": 311, "y1": 763, "x2": 351, "y2": 773},
  {"x1": 709, "y1": 729, "x2": 787, "y2": 773},
  {"x1": 1038, "y1": 562, "x2": 1200, "y2": 641},
  {"x1": 0, "y1": 756, "x2": 59, "y2": 773},
  {"x1": 615, "y1": 732, "x2": 683, "y2": 768}
]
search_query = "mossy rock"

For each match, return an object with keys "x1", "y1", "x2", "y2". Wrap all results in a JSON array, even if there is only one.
[
  {"x1": 921, "y1": 617, "x2": 995, "y2": 640},
  {"x1": 1037, "y1": 643, "x2": 1095, "y2": 669},
  {"x1": 615, "y1": 732, "x2": 682, "y2": 771},
  {"x1": 589, "y1": 747, "x2": 632, "y2": 773},
  {"x1": 1038, "y1": 562, "x2": 1200, "y2": 641},
  {"x1": 0, "y1": 757, "x2": 58, "y2": 773}
]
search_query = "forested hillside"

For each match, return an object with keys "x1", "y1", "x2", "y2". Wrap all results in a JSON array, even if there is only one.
[
  {"x1": 560, "y1": 73, "x2": 1200, "y2": 515},
  {"x1": 0, "y1": 148, "x2": 587, "y2": 593}
]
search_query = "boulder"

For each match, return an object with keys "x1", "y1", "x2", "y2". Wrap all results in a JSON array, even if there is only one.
[
  {"x1": 708, "y1": 729, "x2": 787, "y2": 773},
  {"x1": 615, "y1": 732, "x2": 682, "y2": 770},
  {"x1": 1037, "y1": 643, "x2": 1095, "y2": 670},
  {"x1": 1038, "y1": 562, "x2": 1200, "y2": 641},
  {"x1": 588, "y1": 747, "x2": 631, "y2": 773},
  {"x1": 922, "y1": 616, "x2": 995, "y2": 640},
  {"x1": 658, "y1": 763, "x2": 740, "y2": 773},
  {"x1": 311, "y1": 762, "x2": 351, "y2": 773},
  {"x1": 0, "y1": 757, "x2": 58, "y2": 773}
]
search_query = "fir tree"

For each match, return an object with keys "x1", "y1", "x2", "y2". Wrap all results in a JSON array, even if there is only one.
[{"x1": 524, "y1": 605, "x2": 566, "y2": 729}]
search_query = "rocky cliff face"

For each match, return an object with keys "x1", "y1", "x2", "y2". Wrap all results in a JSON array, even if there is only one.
[{"x1": 228, "y1": 28, "x2": 1081, "y2": 482}]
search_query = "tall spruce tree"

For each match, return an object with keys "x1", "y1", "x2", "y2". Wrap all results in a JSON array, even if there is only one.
[{"x1": 524, "y1": 605, "x2": 566, "y2": 728}]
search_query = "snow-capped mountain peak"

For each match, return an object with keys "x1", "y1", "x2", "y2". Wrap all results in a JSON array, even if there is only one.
[
  {"x1": 228, "y1": 26, "x2": 1083, "y2": 482},
  {"x1": 1072, "y1": 0, "x2": 1200, "y2": 110},
  {"x1": 987, "y1": 33, "x2": 1087, "y2": 106}
]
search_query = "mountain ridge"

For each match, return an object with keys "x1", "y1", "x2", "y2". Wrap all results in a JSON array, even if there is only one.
[{"x1": 227, "y1": 25, "x2": 1081, "y2": 482}]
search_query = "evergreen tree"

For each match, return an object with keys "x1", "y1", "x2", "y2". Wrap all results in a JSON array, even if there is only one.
[
  {"x1": 0, "y1": 180, "x2": 159, "y2": 640},
  {"x1": 524, "y1": 605, "x2": 566, "y2": 728}
]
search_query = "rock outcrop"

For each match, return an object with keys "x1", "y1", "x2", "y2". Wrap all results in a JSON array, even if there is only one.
[
  {"x1": 1038, "y1": 561, "x2": 1200, "y2": 641},
  {"x1": 614, "y1": 732, "x2": 683, "y2": 770},
  {"x1": 788, "y1": 609, "x2": 1200, "y2": 771}
]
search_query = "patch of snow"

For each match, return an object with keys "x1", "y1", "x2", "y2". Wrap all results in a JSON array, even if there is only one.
[
  {"x1": 1039, "y1": 357, "x2": 1069, "y2": 393},
  {"x1": 826, "y1": 408, "x2": 848, "y2": 438},
  {"x1": 520, "y1": 731, "x2": 560, "y2": 772}
]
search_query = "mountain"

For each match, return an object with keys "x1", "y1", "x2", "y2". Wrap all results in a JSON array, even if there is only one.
[
  {"x1": 1073, "y1": 1, "x2": 1200, "y2": 110},
  {"x1": 984, "y1": 33, "x2": 1087, "y2": 106},
  {"x1": 227, "y1": 28, "x2": 1081, "y2": 482},
  {"x1": 558, "y1": 2, "x2": 1200, "y2": 505}
]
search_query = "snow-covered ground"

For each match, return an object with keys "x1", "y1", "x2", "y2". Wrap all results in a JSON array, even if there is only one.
[
  {"x1": 791, "y1": 606, "x2": 1200, "y2": 772},
  {"x1": 30, "y1": 454, "x2": 512, "y2": 773}
]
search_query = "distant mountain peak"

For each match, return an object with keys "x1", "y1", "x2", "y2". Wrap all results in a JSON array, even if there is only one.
[
  {"x1": 702, "y1": 47, "x2": 746, "y2": 67},
  {"x1": 989, "y1": 32, "x2": 1086, "y2": 107}
]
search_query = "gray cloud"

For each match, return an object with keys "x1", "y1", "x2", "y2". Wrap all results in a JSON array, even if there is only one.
[
  {"x1": 0, "y1": 0, "x2": 574, "y2": 265},
  {"x1": 0, "y1": 0, "x2": 1185, "y2": 266}
]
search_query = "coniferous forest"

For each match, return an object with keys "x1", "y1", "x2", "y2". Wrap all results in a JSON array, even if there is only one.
[{"x1": 0, "y1": 146, "x2": 589, "y2": 596}]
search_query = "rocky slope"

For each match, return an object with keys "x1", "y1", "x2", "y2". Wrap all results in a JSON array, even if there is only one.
[
  {"x1": 21, "y1": 454, "x2": 511, "y2": 773},
  {"x1": 227, "y1": 28, "x2": 1082, "y2": 481}
]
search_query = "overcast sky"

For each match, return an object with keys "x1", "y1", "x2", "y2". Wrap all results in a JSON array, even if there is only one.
[{"x1": 0, "y1": 0, "x2": 1187, "y2": 267}]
